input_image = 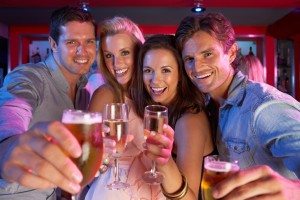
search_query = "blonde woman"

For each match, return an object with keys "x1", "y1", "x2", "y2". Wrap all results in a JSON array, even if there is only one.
[{"x1": 86, "y1": 16, "x2": 169, "y2": 200}]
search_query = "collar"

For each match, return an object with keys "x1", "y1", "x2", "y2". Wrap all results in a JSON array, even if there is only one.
[
  {"x1": 222, "y1": 71, "x2": 247, "y2": 107},
  {"x1": 44, "y1": 54, "x2": 88, "y2": 93}
]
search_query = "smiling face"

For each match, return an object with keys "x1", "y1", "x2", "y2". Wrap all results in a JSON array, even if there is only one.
[
  {"x1": 182, "y1": 31, "x2": 237, "y2": 99},
  {"x1": 143, "y1": 48, "x2": 179, "y2": 105},
  {"x1": 102, "y1": 33, "x2": 136, "y2": 86},
  {"x1": 50, "y1": 21, "x2": 97, "y2": 79}
]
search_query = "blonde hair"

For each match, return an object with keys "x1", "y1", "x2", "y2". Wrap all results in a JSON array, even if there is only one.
[
  {"x1": 239, "y1": 54, "x2": 264, "y2": 82},
  {"x1": 98, "y1": 16, "x2": 145, "y2": 102}
]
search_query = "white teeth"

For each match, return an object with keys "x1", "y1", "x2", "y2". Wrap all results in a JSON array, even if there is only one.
[
  {"x1": 152, "y1": 87, "x2": 164, "y2": 92},
  {"x1": 115, "y1": 68, "x2": 128, "y2": 74},
  {"x1": 196, "y1": 72, "x2": 212, "y2": 79},
  {"x1": 75, "y1": 59, "x2": 88, "y2": 64},
  {"x1": 151, "y1": 87, "x2": 165, "y2": 95}
]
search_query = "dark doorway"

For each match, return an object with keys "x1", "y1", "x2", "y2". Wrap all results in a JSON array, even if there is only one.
[{"x1": 0, "y1": 36, "x2": 8, "y2": 86}]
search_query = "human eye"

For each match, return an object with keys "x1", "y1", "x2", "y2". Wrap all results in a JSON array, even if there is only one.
[
  {"x1": 87, "y1": 39, "x2": 96, "y2": 45},
  {"x1": 121, "y1": 50, "x2": 130, "y2": 56},
  {"x1": 104, "y1": 53, "x2": 112, "y2": 59},
  {"x1": 143, "y1": 67, "x2": 152, "y2": 74},
  {"x1": 203, "y1": 51, "x2": 212, "y2": 58},
  {"x1": 184, "y1": 56, "x2": 194, "y2": 64},
  {"x1": 66, "y1": 40, "x2": 77, "y2": 46},
  {"x1": 162, "y1": 67, "x2": 171, "y2": 73}
]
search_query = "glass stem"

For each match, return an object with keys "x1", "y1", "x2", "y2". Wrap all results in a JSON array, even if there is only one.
[
  {"x1": 114, "y1": 158, "x2": 120, "y2": 182},
  {"x1": 150, "y1": 161, "x2": 157, "y2": 174}
]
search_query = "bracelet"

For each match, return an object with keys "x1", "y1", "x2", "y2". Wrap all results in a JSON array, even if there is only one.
[{"x1": 161, "y1": 173, "x2": 188, "y2": 200}]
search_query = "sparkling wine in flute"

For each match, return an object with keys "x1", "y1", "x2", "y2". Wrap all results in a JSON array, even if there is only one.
[
  {"x1": 62, "y1": 110, "x2": 103, "y2": 188},
  {"x1": 201, "y1": 156, "x2": 239, "y2": 200},
  {"x1": 103, "y1": 119, "x2": 128, "y2": 155},
  {"x1": 142, "y1": 105, "x2": 168, "y2": 185},
  {"x1": 144, "y1": 115, "x2": 167, "y2": 137},
  {"x1": 103, "y1": 103, "x2": 130, "y2": 190}
]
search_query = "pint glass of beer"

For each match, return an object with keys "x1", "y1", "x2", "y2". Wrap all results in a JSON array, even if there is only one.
[
  {"x1": 62, "y1": 109, "x2": 103, "y2": 188},
  {"x1": 201, "y1": 155, "x2": 239, "y2": 200}
]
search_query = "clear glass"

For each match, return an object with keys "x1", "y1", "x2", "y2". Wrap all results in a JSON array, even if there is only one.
[
  {"x1": 142, "y1": 105, "x2": 168, "y2": 185},
  {"x1": 201, "y1": 155, "x2": 239, "y2": 200},
  {"x1": 61, "y1": 109, "x2": 103, "y2": 200},
  {"x1": 103, "y1": 103, "x2": 130, "y2": 190}
]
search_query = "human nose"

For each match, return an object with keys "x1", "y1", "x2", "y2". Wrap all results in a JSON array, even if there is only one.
[
  {"x1": 76, "y1": 43, "x2": 88, "y2": 55},
  {"x1": 150, "y1": 72, "x2": 162, "y2": 84},
  {"x1": 113, "y1": 56, "x2": 123, "y2": 67}
]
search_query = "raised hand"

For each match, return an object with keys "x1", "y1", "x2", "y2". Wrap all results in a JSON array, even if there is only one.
[
  {"x1": 0, "y1": 121, "x2": 83, "y2": 194},
  {"x1": 143, "y1": 124, "x2": 174, "y2": 165},
  {"x1": 212, "y1": 165, "x2": 300, "y2": 200}
]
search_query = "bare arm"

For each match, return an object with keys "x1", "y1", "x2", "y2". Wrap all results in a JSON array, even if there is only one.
[{"x1": 88, "y1": 84, "x2": 115, "y2": 112}]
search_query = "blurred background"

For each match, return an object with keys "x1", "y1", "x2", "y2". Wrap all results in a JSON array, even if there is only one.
[{"x1": 0, "y1": 0, "x2": 299, "y2": 99}]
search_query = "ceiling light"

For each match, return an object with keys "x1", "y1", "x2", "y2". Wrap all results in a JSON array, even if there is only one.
[
  {"x1": 79, "y1": 1, "x2": 90, "y2": 12},
  {"x1": 191, "y1": 0, "x2": 206, "y2": 13}
]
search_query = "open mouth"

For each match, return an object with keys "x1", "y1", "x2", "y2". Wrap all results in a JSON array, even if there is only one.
[
  {"x1": 150, "y1": 87, "x2": 167, "y2": 95},
  {"x1": 74, "y1": 58, "x2": 89, "y2": 64},
  {"x1": 195, "y1": 71, "x2": 213, "y2": 79},
  {"x1": 115, "y1": 68, "x2": 128, "y2": 76}
]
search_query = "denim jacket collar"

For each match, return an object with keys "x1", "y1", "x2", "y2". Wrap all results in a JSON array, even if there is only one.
[{"x1": 222, "y1": 71, "x2": 247, "y2": 107}]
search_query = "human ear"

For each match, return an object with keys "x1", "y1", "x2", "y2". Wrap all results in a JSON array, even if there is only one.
[
  {"x1": 48, "y1": 36, "x2": 58, "y2": 53},
  {"x1": 228, "y1": 43, "x2": 238, "y2": 64}
]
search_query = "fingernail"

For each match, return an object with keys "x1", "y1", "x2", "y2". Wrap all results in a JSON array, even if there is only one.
[
  {"x1": 70, "y1": 145, "x2": 81, "y2": 158},
  {"x1": 72, "y1": 171, "x2": 83, "y2": 183},
  {"x1": 212, "y1": 189, "x2": 219, "y2": 198},
  {"x1": 142, "y1": 143, "x2": 147, "y2": 149},
  {"x1": 69, "y1": 182, "x2": 81, "y2": 194}
]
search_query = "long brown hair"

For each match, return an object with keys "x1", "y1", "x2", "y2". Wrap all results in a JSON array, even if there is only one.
[
  {"x1": 129, "y1": 34, "x2": 205, "y2": 128},
  {"x1": 98, "y1": 16, "x2": 145, "y2": 102}
]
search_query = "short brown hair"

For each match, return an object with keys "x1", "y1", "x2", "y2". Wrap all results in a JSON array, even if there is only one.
[{"x1": 175, "y1": 13, "x2": 236, "y2": 54}]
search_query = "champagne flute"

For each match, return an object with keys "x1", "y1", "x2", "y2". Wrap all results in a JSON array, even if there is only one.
[
  {"x1": 103, "y1": 103, "x2": 130, "y2": 190},
  {"x1": 61, "y1": 109, "x2": 103, "y2": 200},
  {"x1": 142, "y1": 105, "x2": 168, "y2": 184}
]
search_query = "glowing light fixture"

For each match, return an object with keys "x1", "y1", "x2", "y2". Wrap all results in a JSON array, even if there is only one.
[
  {"x1": 191, "y1": 0, "x2": 206, "y2": 13},
  {"x1": 79, "y1": 1, "x2": 90, "y2": 12}
]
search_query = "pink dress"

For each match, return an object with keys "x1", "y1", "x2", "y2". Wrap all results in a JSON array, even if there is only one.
[{"x1": 85, "y1": 98, "x2": 166, "y2": 200}]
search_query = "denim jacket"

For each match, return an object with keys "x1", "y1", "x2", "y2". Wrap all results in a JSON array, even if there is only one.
[{"x1": 215, "y1": 71, "x2": 300, "y2": 180}]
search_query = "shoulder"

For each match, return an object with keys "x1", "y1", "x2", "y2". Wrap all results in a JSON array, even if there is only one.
[
  {"x1": 175, "y1": 111, "x2": 211, "y2": 139},
  {"x1": 245, "y1": 81, "x2": 298, "y2": 108},
  {"x1": 176, "y1": 111, "x2": 209, "y2": 127},
  {"x1": 5, "y1": 63, "x2": 47, "y2": 84},
  {"x1": 89, "y1": 84, "x2": 115, "y2": 112}
]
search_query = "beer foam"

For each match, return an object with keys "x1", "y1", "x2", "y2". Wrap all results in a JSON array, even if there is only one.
[
  {"x1": 62, "y1": 111, "x2": 102, "y2": 124},
  {"x1": 205, "y1": 161, "x2": 239, "y2": 172}
]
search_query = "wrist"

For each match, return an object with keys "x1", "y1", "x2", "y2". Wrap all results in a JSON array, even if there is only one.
[{"x1": 161, "y1": 172, "x2": 188, "y2": 200}]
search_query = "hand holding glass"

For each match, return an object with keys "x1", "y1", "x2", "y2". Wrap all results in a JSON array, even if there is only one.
[
  {"x1": 103, "y1": 103, "x2": 130, "y2": 190},
  {"x1": 201, "y1": 155, "x2": 239, "y2": 200},
  {"x1": 62, "y1": 109, "x2": 103, "y2": 200},
  {"x1": 142, "y1": 105, "x2": 168, "y2": 184}
]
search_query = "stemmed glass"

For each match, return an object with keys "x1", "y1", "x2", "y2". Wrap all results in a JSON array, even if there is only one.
[
  {"x1": 142, "y1": 105, "x2": 168, "y2": 184},
  {"x1": 103, "y1": 103, "x2": 130, "y2": 190},
  {"x1": 61, "y1": 109, "x2": 103, "y2": 200}
]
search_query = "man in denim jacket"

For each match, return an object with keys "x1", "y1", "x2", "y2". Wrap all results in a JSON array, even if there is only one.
[{"x1": 175, "y1": 13, "x2": 300, "y2": 199}]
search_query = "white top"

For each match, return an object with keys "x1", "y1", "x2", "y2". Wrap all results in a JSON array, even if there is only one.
[{"x1": 85, "y1": 98, "x2": 166, "y2": 200}]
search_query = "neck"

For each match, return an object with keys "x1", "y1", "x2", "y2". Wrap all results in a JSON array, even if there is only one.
[
  {"x1": 53, "y1": 54, "x2": 80, "y2": 102},
  {"x1": 210, "y1": 68, "x2": 235, "y2": 106}
]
